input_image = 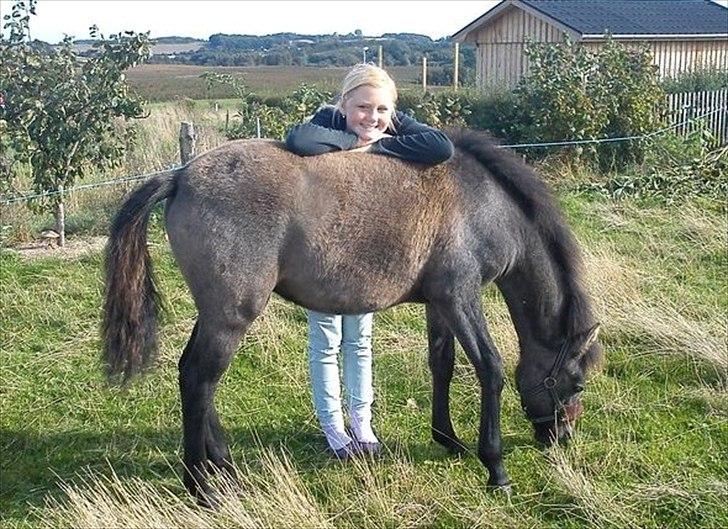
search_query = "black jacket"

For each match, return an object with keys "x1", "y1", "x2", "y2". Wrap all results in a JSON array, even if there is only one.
[{"x1": 285, "y1": 106, "x2": 454, "y2": 164}]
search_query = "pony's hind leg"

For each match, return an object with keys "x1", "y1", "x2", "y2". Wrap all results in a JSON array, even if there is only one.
[
  {"x1": 179, "y1": 322, "x2": 235, "y2": 478},
  {"x1": 178, "y1": 313, "x2": 254, "y2": 507},
  {"x1": 426, "y1": 305, "x2": 467, "y2": 454}
]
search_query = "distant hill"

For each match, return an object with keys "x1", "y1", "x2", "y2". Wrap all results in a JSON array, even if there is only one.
[
  {"x1": 58, "y1": 32, "x2": 475, "y2": 84},
  {"x1": 67, "y1": 37, "x2": 205, "y2": 56},
  {"x1": 146, "y1": 32, "x2": 475, "y2": 84}
]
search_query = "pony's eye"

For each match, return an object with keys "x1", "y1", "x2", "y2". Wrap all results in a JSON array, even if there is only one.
[{"x1": 574, "y1": 383, "x2": 585, "y2": 393}]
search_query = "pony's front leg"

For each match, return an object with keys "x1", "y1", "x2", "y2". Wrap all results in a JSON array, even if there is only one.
[
  {"x1": 430, "y1": 295, "x2": 510, "y2": 489},
  {"x1": 426, "y1": 304, "x2": 466, "y2": 454}
]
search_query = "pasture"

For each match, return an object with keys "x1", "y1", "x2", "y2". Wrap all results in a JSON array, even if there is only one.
[
  {"x1": 125, "y1": 64, "x2": 423, "y2": 101},
  {"x1": 1, "y1": 101, "x2": 726, "y2": 528}
]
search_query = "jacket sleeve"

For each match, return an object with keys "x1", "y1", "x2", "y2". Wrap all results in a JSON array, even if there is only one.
[
  {"x1": 369, "y1": 111, "x2": 454, "y2": 164},
  {"x1": 285, "y1": 107, "x2": 359, "y2": 156}
]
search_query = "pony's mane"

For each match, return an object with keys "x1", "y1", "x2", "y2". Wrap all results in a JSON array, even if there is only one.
[{"x1": 448, "y1": 128, "x2": 602, "y2": 369}]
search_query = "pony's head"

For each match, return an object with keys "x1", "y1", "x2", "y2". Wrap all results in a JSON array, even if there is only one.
[{"x1": 516, "y1": 324, "x2": 602, "y2": 445}]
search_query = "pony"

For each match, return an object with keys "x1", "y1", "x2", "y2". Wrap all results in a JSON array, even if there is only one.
[{"x1": 103, "y1": 129, "x2": 603, "y2": 505}]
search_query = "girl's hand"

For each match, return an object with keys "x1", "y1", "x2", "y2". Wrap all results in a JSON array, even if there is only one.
[
  {"x1": 355, "y1": 132, "x2": 392, "y2": 148},
  {"x1": 349, "y1": 144, "x2": 373, "y2": 153}
]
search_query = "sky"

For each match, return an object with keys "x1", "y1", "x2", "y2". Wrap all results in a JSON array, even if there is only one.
[{"x1": 8, "y1": 0, "x2": 503, "y2": 44}]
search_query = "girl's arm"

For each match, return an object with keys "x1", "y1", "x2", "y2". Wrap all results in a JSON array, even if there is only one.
[
  {"x1": 285, "y1": 106, "x2": 359, "y2": 156},
  {"x1": 368, "y1": 111, "x2": 454, "y2": 164}
]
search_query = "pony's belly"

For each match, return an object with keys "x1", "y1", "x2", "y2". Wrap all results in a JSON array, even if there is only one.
[{"x1": 274, "y1": 273, "x2": 412, "y2": 314}]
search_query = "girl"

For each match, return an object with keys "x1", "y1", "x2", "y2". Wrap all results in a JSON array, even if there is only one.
[{"x1": 285, "y1": 63, "x2": 453, "y2": 459}]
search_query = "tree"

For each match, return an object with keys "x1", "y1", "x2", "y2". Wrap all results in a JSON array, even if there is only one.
[{"x1": 0, "y1": 0, "x2": 150, "y2": 245}]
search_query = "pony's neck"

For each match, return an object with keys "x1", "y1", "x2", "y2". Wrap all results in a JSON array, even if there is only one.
[{"x1": 495, "y1": 239, "x2": 569, "y2": 352}]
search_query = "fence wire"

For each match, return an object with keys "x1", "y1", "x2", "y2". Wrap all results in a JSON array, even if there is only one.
[
  {"x1": 1, "y1": 167, "x2": 178, "y2": 206},
  {"x1": 1, "y1": 107, "x2": 723, "y2": 207}
]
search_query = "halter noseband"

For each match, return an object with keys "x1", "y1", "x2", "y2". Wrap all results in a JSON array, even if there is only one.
[{"x1": 520, "y1": 340, "x2": 571, "y2": 424}]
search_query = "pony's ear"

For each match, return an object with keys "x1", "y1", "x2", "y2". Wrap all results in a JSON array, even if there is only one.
[{"x1": 573, "y1": 323, "x2": 600, "y2": 358}]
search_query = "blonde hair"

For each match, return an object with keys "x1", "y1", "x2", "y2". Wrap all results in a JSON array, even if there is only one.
[{"x1": 335, "y1": 63, "x2": 398, "y2": 112}]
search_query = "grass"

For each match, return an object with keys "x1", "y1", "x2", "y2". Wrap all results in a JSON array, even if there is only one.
[
  {"x1": 2, "y1": 188, "x2": 726, "y2": 528},
  {"x1": 1, "y1": 100, "x2": 726, "y2": 528},
  {"x1": 125, "y1": 64, "x2": 424, "y2": 101}
]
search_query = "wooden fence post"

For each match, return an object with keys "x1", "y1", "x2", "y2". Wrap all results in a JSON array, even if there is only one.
[
  {"x1": 180, "y1": 122, "x2": 196, "y2": 164},
  {"x1": 55, "y1": 185, "x2": 65, "y2": 247},
  {"x1": 378, "y1": 45, "x2": 383, "y2": 68},
  {"x1": 422, "y1": 57, "x2": 427, "y2": 93},
  {"x1": 453, "y1": 42, "x2": 459, "y2": 91}
]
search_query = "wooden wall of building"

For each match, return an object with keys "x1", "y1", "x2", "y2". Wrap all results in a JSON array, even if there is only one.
[
  {"x1": 648, "y1": 40, "x2": 727, "y2": 79},
  {"x1": 472, "y1": 6, "x2": 728, "y2": 90},
  {"x1": 582, "y1": 40, "x2": 728, "y2": 79},
  {"x1": 473, "y1": 6, "x2": 568, "y2": 89}
]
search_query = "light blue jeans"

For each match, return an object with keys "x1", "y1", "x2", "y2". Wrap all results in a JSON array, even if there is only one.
[{"x1": 307, "y1": 310, "x2": 374, "y2": 441}]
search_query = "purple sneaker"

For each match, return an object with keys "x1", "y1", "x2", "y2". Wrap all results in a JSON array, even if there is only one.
[
  {"x1": 355, "y1": 441, "x2": 381, "y2": 457},
  {"x1": 329, "y1": 441, "x2": 360, "y2": 460}
]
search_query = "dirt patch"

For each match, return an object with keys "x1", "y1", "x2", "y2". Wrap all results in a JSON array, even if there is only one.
[{"x1": 7, "y1": 236, "x2": 108, "y2": 261}]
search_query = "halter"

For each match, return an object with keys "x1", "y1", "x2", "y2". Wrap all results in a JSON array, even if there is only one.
[{"x1": 520, "y1": 340, "x2": 571, "y2": 424}]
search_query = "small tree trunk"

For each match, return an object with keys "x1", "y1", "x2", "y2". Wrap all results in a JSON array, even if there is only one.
[{"x1": 55, "y1": 194, "x2": 65, "y2": 247}]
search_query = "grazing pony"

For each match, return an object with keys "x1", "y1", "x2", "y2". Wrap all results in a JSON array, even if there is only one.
[{"x1": 103, "y1": 129, "x2": 602, "y2": 504}]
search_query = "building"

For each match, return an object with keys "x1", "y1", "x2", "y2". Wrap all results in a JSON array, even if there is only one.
[{"x1": 452, "y1": 0, "x2": 728, "y2": 90}]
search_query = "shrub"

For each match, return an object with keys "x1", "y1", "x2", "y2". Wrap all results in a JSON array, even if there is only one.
[
  {"x1": 662, "y1": 67, "x2": 728, "y2": 93},
  {"x1": 224, "y1": 82, "x2": 332, "y2": 140},
  {"x1": 510, "y1": 36, "x2": 665, "y2": 169},
  {"x1": 596, "y1": 125, "x2": 727, "y2": 203},
  {"x1": 397, "y1": 89, "x2": 471, "y2": 127}
]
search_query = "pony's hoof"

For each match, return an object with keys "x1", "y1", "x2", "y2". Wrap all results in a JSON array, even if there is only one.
[
  {"x1": 432, "y1": 432, "x2": 467, "y2": 455},
  {"x1": 196, "y1": 489, "x2": 221, "y2": 510},
  {"x1": 496, "y1": 483, "x2": 512, "y2": 495},
  {"x1": 487, "y1": 481, "x2": 512, "y2": 497}
]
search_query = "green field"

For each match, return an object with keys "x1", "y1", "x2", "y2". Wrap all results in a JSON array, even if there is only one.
[
  {"x1": 1, "y1": 100, "x2": 726, "y2": 528},
  {"x1": 126, "y1": 64, "x2": 423, "y2": 101}
]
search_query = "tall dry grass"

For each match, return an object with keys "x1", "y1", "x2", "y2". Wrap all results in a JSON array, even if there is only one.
[
  {"x1": 2, "y1": 101, "x2": 230, "y2": 245},
  {"x1": 581, "y1": 201, "x2": 727, "y2": 376},
  {"x1": 40, "y1": 450, "x2": 333, "y2": 529}
]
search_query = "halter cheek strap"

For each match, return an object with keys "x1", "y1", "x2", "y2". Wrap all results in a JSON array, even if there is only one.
[{"x1": 521, "y1": 341, "x2": 571, "y2": 424}]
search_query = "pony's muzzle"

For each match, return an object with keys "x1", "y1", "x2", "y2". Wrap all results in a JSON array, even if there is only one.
[{"x1": 533, "y1": 421, "x2": 573, "y2": 446}]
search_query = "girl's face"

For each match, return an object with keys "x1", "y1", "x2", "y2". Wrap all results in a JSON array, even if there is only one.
[{"x1": 341, "y1": 84, "x2": 394, "y2": 143}]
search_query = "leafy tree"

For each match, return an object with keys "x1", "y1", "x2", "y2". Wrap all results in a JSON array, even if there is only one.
[{"x1": 0, "y1": 0, "x2": 150, "y2": 245}]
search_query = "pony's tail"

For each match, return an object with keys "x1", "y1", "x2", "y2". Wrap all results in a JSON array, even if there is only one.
[{"x1": 102, "y1": 170, "x2": 178, "y2": 383}]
